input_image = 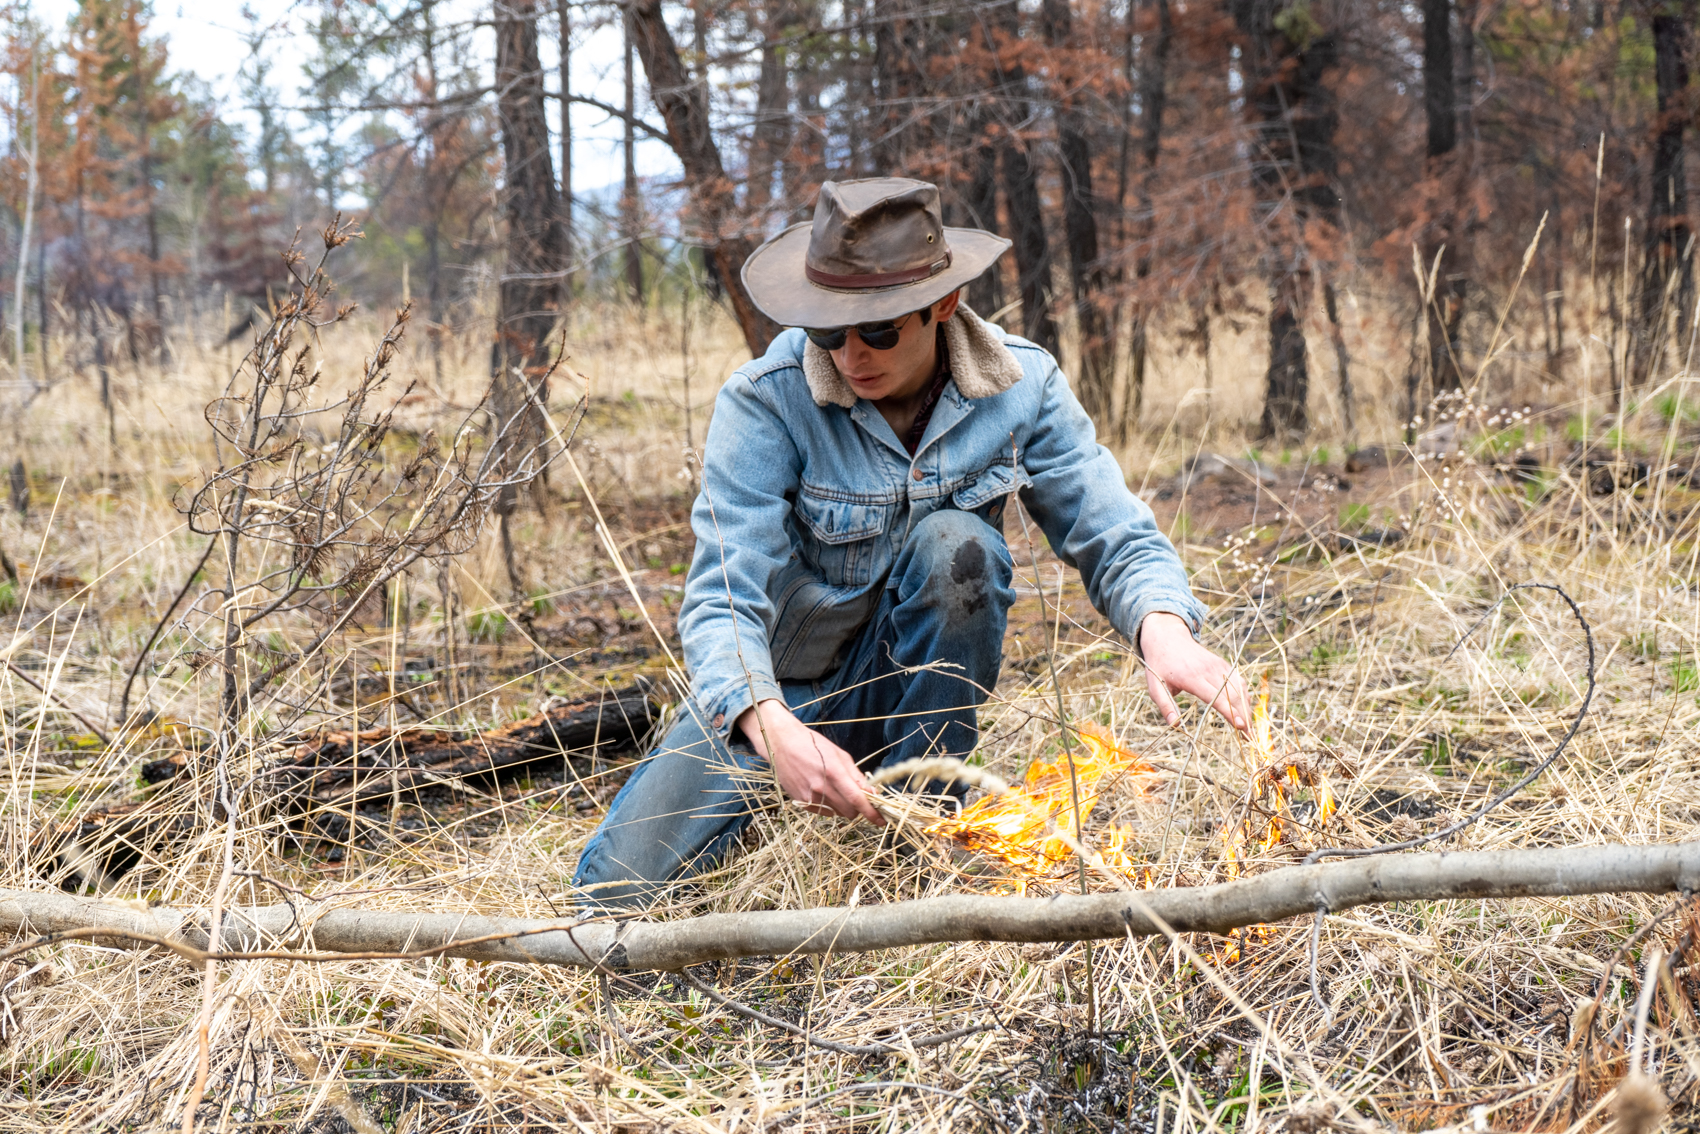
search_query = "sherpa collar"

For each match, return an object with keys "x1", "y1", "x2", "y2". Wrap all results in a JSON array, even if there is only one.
[{"x1": 800, "y1": 304, "x2": 1024, "y2": 409}]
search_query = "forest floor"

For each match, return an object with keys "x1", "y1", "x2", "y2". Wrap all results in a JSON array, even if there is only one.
[{"x1": 0, "y1": 298, "x2": 1696, "y2": 1133}]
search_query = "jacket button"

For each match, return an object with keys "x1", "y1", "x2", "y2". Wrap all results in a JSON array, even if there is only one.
[
  {"x1": 712, "y1": 713, "x2": 725, "y2": 728},
  {"x1": 911, "y1": 468, "x2": 925, "y2": 481}
]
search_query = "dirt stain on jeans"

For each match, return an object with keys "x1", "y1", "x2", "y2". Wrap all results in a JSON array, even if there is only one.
[{"x1": 949, "y1": 537, "x2": 990, "y2": 616}]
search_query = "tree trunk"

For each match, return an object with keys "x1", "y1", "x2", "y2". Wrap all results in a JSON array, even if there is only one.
[
  {"x1": 490, "y1": 0, "x2": 567, "y2": 514},
  {"x1": 1324, "y1": 281, "x2": 1354, "y2": 443},
  {"x1": 1041, "y1": 0, "x2": 1114, "y2": 426},
  {"x1": 984, "y1": 2, "x2": 1058, "y2": 354},
  {"x1": 964, "y1": 134, "x2": 1003, "y2": 318},
  {"x1": 787, "y1": 4, "x2": 825, "y2": 221},
  {"x1": 1124, "y1": 0, "x2": 1171, "y2": 441},
  {"x1": 629, "y1": 0, "x2": 779, "y2": 354},
  {"x1": 1422, "y1": 0, "x2": 1456, "y2": 158},
  {"x1": 1231, "y1": 0, "x2": 1341, "y2": 442},
  {"x1": 1635, "y1": 3, "x2": 1694, "y2": 385},
  {"x1": 749, "y1": 0, "x2": 792, "y2": 219},
  {"x1": 424, "y1": 0, "x2": 445, "y2": 386},
  {"x1": 1260, "y1": 286, "x2": 1310, "y2": 441},
  {"x1": 1416, "y1": 0, "x2": 1469, "y2": 400},
  {"x1": 558, "y1": 0, "x2": 573, "y2": 283},
  {"x1": 623, "y1": 10, "x2": 645, "y2": 308},
  {"x1": 872, "y1": 0, "x2": 921, "y2": 172}
]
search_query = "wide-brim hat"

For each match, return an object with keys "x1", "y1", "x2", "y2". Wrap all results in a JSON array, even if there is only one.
[{"x1": 741, "y1": 177, "x2": 1012, "y2": 328}]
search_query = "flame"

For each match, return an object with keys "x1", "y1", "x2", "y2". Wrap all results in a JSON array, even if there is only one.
[
  {"x1": 1218, "y1": 923, "x2": 1275, "y2": 965},
  {"x1": 1222, "y1": 674, "x2": 1338, "y2": 872},
  {"x1": 924, "y1": 722, "x2": 1155, "y2": 881}
]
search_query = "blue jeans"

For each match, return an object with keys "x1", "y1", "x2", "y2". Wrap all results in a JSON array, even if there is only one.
[{"x1": 572, "y1": 509, "x2": 1016, "y2": 908}]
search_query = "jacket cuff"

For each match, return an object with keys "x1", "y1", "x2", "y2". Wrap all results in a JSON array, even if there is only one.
[
  {"x1": 1127, "y1": 595, "x2": 1207, "y2": 660},
  {"x1": 696, "y1": 675, "x2": 786, "y2": 741}
]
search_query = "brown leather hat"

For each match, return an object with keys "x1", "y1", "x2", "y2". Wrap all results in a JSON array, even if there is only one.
[{"x1": 741, "y1": 178, "x2": 1012, "y2": 328}]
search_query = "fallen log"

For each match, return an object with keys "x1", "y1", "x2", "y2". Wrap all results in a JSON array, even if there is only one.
[
  {"x1": 5, "y1": 843, "x2": 1695, "y2": 973},
  {"x1": 43, "y1": 681, "x2": 663, "y2": 887},
  {"x1": 277, "y1": 678, "x2": 662, "y2": 807},
  {"x1": 136, "y1": 680, "x2": 661, "y2": 803}
]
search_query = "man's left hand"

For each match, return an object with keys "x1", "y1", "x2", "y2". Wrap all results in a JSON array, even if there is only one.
[{"x1": 1139, "y1": 612, "x2": 1249, "y2": 733}]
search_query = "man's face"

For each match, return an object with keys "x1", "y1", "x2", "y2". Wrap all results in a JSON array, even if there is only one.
[{"x1": 828, "y1": 292, "x2": 958, "y2": 402}]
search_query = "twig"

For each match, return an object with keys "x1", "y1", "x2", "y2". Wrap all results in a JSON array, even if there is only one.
[
  {"x1": 1302, "y1": 582, "x2": 1597, "y2": 1020},
  {"x1": 6, "y1": 659, "x2": 109, "y2": 746},
  {"x1": 117, "y1": 535, "x2": 217, "y2": 729}
]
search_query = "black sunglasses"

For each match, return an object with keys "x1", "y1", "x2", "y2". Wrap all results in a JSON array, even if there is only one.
[{"x1": 805, "y1": 311, "x2": 919, "y2": 352}]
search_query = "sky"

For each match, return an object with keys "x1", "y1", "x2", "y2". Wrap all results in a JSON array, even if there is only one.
[{"x1": 37, "y1": 0, "x2": 682, "y2": 198}]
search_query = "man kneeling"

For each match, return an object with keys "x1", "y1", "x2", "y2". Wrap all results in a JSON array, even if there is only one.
[{"x1": 573, "y1": 177, "x2": 1248, "y2": 908}]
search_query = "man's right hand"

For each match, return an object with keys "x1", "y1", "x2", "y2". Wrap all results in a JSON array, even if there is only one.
[{"x1": 736, "y1": 699, "x2": 885, "y2": 826}]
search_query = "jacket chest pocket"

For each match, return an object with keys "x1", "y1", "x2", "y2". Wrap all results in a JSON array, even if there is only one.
[
  {"x1": 794, "y1": 490, "x2": 893, "y2": 587},
  {"x1": 952, "y1": 462, "x2": 1031, "y2": 527}
]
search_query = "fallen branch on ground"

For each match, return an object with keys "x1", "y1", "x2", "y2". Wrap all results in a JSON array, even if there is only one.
[
  {"x1": 40, "y1": 681, "x2": 660, "y2": 888},
  {"x1": 3, "y1": 842, "x2": 1694, "y2": 973},
  {"x1": 138, "y1": 679, "x2": 661, "y2": 804}
]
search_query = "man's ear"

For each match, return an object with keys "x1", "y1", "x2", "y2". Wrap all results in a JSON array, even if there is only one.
[{"x1": 934, "y1": 289, "x2": 962, "y2": 322}]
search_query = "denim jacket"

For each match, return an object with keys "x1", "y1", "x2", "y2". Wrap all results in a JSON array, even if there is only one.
[{"x1": 677, "y1": 305, "x2": 1206, "y2": 736}]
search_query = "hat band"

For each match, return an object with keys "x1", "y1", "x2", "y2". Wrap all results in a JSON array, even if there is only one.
[{"x1": 804, "y1": 250, "x2": 953, "y2": 290}]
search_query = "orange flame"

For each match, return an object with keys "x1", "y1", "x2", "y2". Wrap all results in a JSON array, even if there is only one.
[
  {"x1": 1222, "y1": 675, "x2": 1337, "y2": 873},
  {"x1": 924, "y1": 722, "x2": 1155, "y2": 881},
  {"x1": 1218, "y1": 923, "x2": 1275, "y2": 965}
]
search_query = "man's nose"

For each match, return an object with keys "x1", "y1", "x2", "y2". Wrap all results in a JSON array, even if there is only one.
[{"x1": 837, "y1": 334, "x2": 873, "y2": 368}]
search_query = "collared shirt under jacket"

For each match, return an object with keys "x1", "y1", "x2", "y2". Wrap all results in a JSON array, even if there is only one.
[{"x1": 678, "y1": 305, "x2": 1207, "y2": 737}]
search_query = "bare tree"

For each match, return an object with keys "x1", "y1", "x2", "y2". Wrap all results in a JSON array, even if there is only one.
[
  {"x1": 629, "y1": 0, "x2": 781, "y2": 354},
  {"x1": 1634, "y1": 0, "x2": 1696, "y2": 385},
  {"x1": 491, "y1": 0, "x2": 567, "y2": 589},
  {"x1": 156, "y1": 223, "x2": 553, "y2": 743},
  {"x1": 1231, "y1": 0, "x2": 1342, "y2": 442},
  {"x1": 1041, "y1": 0, "x2": 1114, "y2": 426}
]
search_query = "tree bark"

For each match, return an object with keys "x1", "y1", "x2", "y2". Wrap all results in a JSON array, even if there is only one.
[
  {"x1": 984, "y1": 2, "x2": 1058, "y2": 354},
  {"x1": 490, "y1": 0, "x2": 567, "y2": 514},
  {"x1": 12, "y1": 843, "x2": 1698, "y2": 973},
  {"x1": 964, "y1": 133, "x2": 1003, "y2": 318},
  {"x1": 623, "y1": 10, "x2": 645, "y2": 307},
  {"x1": 871, "y1": 0, "x2": 920, "y2": 171},
  {"x1": 1231, "y1": 0, "x2": 1341, "y2": 442},
  {"x1": 1125, "y1": 0, "x2": 1171, "y2": 441},
  {"x1": 1635, "y1": 2, "x2": 1695, "y2": 385},
  {"x1": 558, "y1": 0, "x2": 573, "y2": 281},
  {"x1": 1418, "y1": 0, "x2": 1469, "y2": 399},
  {"x1": 628, "y1": 0, "x2": 780, "y2": 354},
  {"x1": 748, "y1": 0, "x2": 793, "y2": 219},
  {"x1": 1041, "y1": 0, "x2": 1114, "y2": 425},
  {"x1": 424, "y1": 0, "x2": 446, "y2": 386}
]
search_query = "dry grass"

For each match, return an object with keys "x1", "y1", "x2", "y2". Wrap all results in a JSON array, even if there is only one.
[{"x1": 0, "y1": 282, "x2": 1694, "y2": 1133}]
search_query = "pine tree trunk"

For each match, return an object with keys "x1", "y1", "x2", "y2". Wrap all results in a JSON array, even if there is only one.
[
  {"x1": 1231, "y1": 0, "x2": 1340, "y2": 442},
  {"x1": 628, "y1": 0, "x2": 780, "y2": 354},
  {"x1": 1635, "y1": 4, "x2": 1694, "y2": 386},
  {"x1": 872, "y1": 0, "x2": 916, "y2": 171},
  {"x1": 490, "y1": 0, "x2": 567, "y2": 515},
  {"x1": 1124, "y1": 0, "x2": 1172, "y2": 441},
  {"x1": 423, "y1": 0, "x2": 445, "y2": 386},
  {"x1": 1041, "y1": 0, "x2": 1114, "y2": 426},
  {"x1": 623, "y1": 11, "x2": 644, "y2": 308},
  {"x1": 964, "y1": 134, "x2": 1003, "y2": 318},
  {"x1": 558, "y1": 0, "x2": 573, "y2": 280},
  {"x1": 985, "y1": 1, "x2": 1058, "y2": 354},
  {"x1": 749, "y1": 0, "x2": 792, "y2": 219},
  {"x1": 1417, "y1": 0, "x2": 1468, "y2": 398}
]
